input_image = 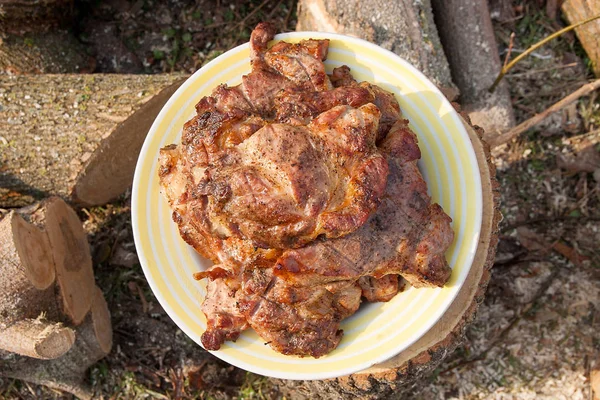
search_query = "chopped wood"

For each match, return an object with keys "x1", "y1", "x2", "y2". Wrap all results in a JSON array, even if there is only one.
[
  {"x1": 0, "y1": 319, "x2": 75, "y2": 360},
  {"x1": 90, "y1": 286, "x2": 113, "y2": 355},
  {"x1": 0, "y1": 209, "x2": 80, "y2": 359},
  {"x1": 0, "y1": 211, "x2": 59, "y2": 328},
  {"x1": 30, "y1": 197, "x2": 95, "y2": 325},
  {"x1": 561, "y1": 0, "x2": 600, "y2": 76},
  {"x1": 0, "y1": 74, "x2": 186, "y2": 208},
  {"x1": 488, "y1": 78, "x2": 600, "y2": 147},
  {"x1": 0, "y1": 224, "x2": 111, "y2": 397},
  {"x1": 0, "y1": 210, "x2": 55, "y2": 290},
  {"x1": 0, "y1": 306, "x2": 112, "y2": 400}
]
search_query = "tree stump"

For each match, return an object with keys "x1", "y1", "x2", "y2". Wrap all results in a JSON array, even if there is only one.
[
  {"x1": 0, "y1": 197, "x2": 112, "y2": 399},
  {"x1": 296, "y1": 0, "x2": 457, "y2": 98},
  {"x1": 0, "y1": 74, "x2": 186, "y2": 208},
  {"x1": 272, "y1": 111, "x2": 500, "y2": 399}
]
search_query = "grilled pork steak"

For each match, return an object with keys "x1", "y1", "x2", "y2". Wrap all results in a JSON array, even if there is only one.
[
  {"x1": 275, "y1": 120, "x2": 454, "y2": 289},
  {"x1": 190, "y1": 121, "x2": 453, "y2": 357},
  {"x1": 158, "y1": 22, "x2": 454, "y2": 357},
  {"x1": 169, "y1": 23, "x2": 389, "y2": 250},
  {"x1": 195, "y1": 103, "x2": 389, "y2": 250}
]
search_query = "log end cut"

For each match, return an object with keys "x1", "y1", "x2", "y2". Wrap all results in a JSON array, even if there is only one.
[
  {"x1": 91, "y1": 286, "x2": 113, "y2": 355},
  {"x1": 0, "y1": 319, "x2": 75, "y2": 360},
  {"x1": 10, "y1": 212, "x2": 56, "y2": 289},
  {"x1": 42, "y1": 197, "x2": 95, "y2": 325}
]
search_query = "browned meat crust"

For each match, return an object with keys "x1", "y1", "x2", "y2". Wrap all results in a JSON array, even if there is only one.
[
  {"x1": 158, "y1": 22, "x2": 454, "y2": 358},
  {"x1": 165, "y1": 22, "x2": 389, "y2": 250}
]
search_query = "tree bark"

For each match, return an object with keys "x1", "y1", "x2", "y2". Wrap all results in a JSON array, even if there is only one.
[
  {"x1": 0, "y1": 209, "x2": 77, "y2": 359},
  {"x1": 272, "y1": 108, "x2": 501, "y2": 399},
  {"x1": 296, "y1": 0, "x2": 457, "y2": 98},
  {"x1": 0, "y1": 74, "x2": 186, "y2": 208},
  {"x1": 561, "y1": 0, "x2": 600, "y2": 77},
  {"x1": 430, "y1": 0, "x2": 515, "y2": 136}
]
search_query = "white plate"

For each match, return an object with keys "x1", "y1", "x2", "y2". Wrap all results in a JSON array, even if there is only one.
[{"x1": 132, "y1": 32, "x2": 482, "y2": 380}]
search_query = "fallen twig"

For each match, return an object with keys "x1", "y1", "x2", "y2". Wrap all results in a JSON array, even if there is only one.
[
  {"x1": 501, "y1": 214, "x2": 600, "y2": 233},
  {"x1": 487, "y1": 78, "x2": 600, "y2": 147},
  {"x1": 503, "y1": 32, "x2": 516, "y2": 69},
  {"x1": 505, "y1": 62, "x2": 578, "y2": 78},
  {"x1": 489, "y1": 13, "x2": 600, "y2": 93}
]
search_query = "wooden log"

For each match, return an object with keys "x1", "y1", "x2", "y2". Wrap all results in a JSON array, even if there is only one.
[
  {"x1": 430, "y1": 0, "x2": 515, "y2": 136},
  {"x1": 27, "y1": 197, "x2": 96, "y2": 326},
  {"x1": 0, "y1": 318, "x2": 75, "y2": 360},
  {"x1": 561, "y1": 0, "x2": 600, "y2": 77},
  {"x1": 0, "y1": 210, "x2": 55, "y2": 291},
  {"x1": 295, "y1": 0, "x2": 457, "y2": 96},
  {"x1": 0, "y1": 74, "x2": 186, "y2": 207},
  {"x1": 272, "y1": 109, "x2": 501, "y2": 398},
  {"x1": 0, "y1": 287, "x2": 113, "y2": 400},
  {"x1": 89, "y1": 285, "x2": 113, "y2": 355},
  {"x1": 0, "y1": 210, "x2": 77, "y2": 359}
]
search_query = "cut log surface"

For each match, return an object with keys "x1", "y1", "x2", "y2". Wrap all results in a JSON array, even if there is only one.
[
  {"x1": 0, "y1": 211, "x2": 58, "y2": 326},
  {"x1": 296, "y1": 0, "x2": 456, "y2": 93},
  {"x1": 0, "y1": 198, "x2": 112, "y2": 396},
  {"x1": 562, "y1": 0, "x2": 600, "y2": 77},
  {"x1": 273, "y1": 110, "x2": 500, "y2": 399},
  {"x1": 430, "y1": 0, "x2": 515, "y2": 136},
  {"x1": 0, "y1": 74, "x2": 186, "y2": 208},
  {"x1": 0, "y1": 210, "x2": 55, "y2": 290},
  {"x1": 90, "y1": 285, "x2": 113, "y2": 355},
  {"x1": 0, "y1": 209, "x2": 79, "y2": 359},
  {"x1": 28, "y1": 197, "x2": 96, "y2": 325}
]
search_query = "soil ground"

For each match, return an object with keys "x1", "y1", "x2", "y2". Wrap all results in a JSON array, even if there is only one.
[{"x1": 0, "y1": 0, "x2": 599, "y2": 399}]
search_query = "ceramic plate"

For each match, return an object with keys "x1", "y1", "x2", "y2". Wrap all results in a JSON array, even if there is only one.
[{"x1": 132, "y1": 32, "x2": 482, "y2": 380}]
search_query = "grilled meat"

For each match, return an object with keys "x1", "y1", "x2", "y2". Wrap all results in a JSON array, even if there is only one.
[{"x1": 158, "y1": 22, "x2": 454, "y2": 358}]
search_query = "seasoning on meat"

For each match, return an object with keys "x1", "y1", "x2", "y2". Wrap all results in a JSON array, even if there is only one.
[{"x1": 158, "y1": 22, "x2": 454, "y2": 358}]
